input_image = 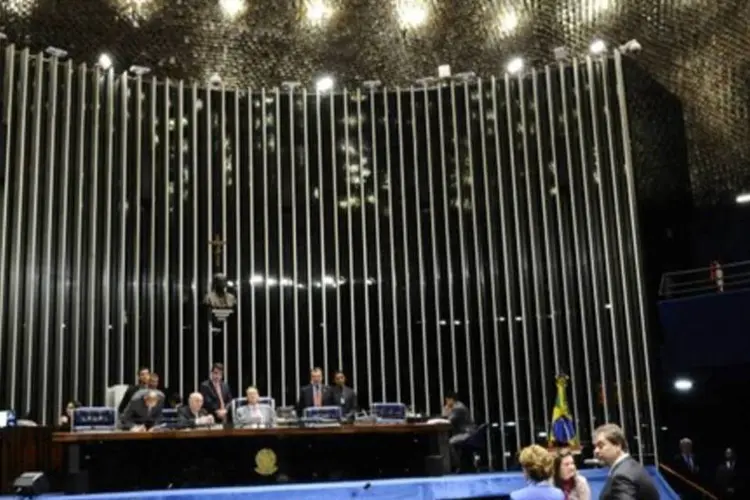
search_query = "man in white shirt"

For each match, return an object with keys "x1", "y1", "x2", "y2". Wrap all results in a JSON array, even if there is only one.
[{"x1": 235, "y1": 386, "x2": 275, "y2": 427}]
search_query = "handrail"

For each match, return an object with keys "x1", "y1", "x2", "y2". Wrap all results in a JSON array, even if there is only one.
[
  {"x1": 659, "y1": 463, "x2": 717, "y2": 500},
  {"x1": 659, "y1": 260, "x2": 750, "y2": 298}
]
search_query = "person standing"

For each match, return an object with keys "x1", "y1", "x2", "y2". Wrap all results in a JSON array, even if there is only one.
[{"x1": 593, "y1": 423, "x2": 659, "y2": 500}]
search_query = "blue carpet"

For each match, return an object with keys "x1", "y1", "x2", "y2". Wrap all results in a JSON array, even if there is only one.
[{"x1": 5, "y1": 467, "x2": 678, "y2": 499}]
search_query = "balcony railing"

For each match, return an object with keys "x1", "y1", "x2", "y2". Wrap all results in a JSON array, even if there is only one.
[{"x1": 659, "y1": 260, "x2": 750, "y2": 299}]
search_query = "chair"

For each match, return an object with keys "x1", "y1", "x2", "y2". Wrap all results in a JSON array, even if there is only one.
[
  {"x1": 71, "y1": 407, "x2": 117, "y2": 432},
  {"x1": 461, "y1": 423, "x2": 490, "y2": 472},
  {"x1": 105, "y1": 384, "x2": 130, "y2": 409},
  {"x1": 230, "y1": 396, "x2": 275, "y2": 422}
]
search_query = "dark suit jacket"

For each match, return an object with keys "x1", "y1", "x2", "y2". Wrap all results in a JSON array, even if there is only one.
[
  {"x1": 176, "y1": 405, "x2": 211, "y2": 429},
  {"x1": 117, "y1": 384, "x2": 146, "y2": 414},
  {"x1": 671, "y1": 453, "x2": 701, "y2": 498},
  {"x1": 600, "y1": 455, "x2": 659, "y2": 500},
  {"x1": 296, "y1": 384, "x2": 334, "y2": 415},
  {"x1": 448, "y1": 401, "x2": 475, "y2": 435},
  {"x1": 122, "y1": 399, "x2": 164, "y2": 429},
  {"x1": 199, "y1": 379, "x2": 233, "y2": 417},
  {"x1": 716, "y1": 461, "x2": 740, "y2": 497},
  {"x1": 330, "y1": 385, "x2": 358, "y2": 417}
]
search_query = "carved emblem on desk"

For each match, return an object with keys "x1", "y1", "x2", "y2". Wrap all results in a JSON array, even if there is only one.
[{"x1": 254, "y1": 448, "x2": 278, "y2": 476}]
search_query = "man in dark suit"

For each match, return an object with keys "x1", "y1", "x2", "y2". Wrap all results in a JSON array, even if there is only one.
[
  {"x1": 594, "y1": 423, "x2": 659, "y2": 500},
  {"x1": 122, "y1": 390, "x2": 164, "y2": 431},
  {"x1": 672, "y1": 437, "x2": 701, "y2": 499},
  {"x1": 177, "y1": 392, "x2": 214, "y2": 428},
  {"x1": 716, "y1": 447, "x2": 740, "y2": 498},
  {"x1": 331, "y1": 370, "x2": 358, "y2": 418},
  {"x1": 199, "y1": 362, "x2": 233, "y2": 423},
  {"x1": 117, "y1": 366, "x2": 151, "y2": 414},
  {"x1": 296, "y1": 367, "x2": 334, "y2": 416},
  {"x1": 443, "y1": 391, "x2": 475, "y2": 471}
]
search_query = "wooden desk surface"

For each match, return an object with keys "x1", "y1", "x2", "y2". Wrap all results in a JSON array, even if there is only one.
[{"x1": 53, "y1": 422, "x2": 451, "y2": 443}]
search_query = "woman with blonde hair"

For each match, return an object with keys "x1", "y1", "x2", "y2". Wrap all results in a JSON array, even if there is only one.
[
  {"x1": 553, "y1": 451, "x2": 591, "y2": 500},
  {"x1": 511, "y1": 444, "x2": 564, "y2": 500}
]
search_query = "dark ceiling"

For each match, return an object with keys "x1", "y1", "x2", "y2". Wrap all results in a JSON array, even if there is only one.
[{"x1": 1, "y1": 0, "x2": 749, "y2": 205}]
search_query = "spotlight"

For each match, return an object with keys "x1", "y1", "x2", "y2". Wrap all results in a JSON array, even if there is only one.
[
  {"x1": 362, "y1": 80, "x2": 382, "y2": 89},
  {"x1": 673, "y1": 378, "x2": 693, "y2": 392},
  {"x1": 129, "y1": 65, "x2": 151, "y2": 76},
  {"x1": 315, "y1": 75, "x2": 334, "y2": 93},
  {"x1": 209, "y1": 73, "x2": 222, "y2": 85},
  {"x1": 44, "y1": 46, "x2": 68, "y2": 59},
  {"x1": 506, "y1": 57, "x2": 524, "y2": 75},
  {"x1": 735, "y1": 193, "x2": 750, "y2": 204},
  {"x1": 219, "y1": 0, "x2": 246, "y2": 19},
  {"x1": 397, "y1": 1, "x2": 428, "y2": 29},
  {"x1": 0, "y1": 32, "x2": 7, "y2": 40},
  {"x1": 619, "y1": 39, "x2": 642, "y2": 54},
  {"x1": 305, "y1": 0, "x2": 331, "y2": 25},
  {"x1": 590, "y1": 39, "x2": 607, "y2": 55},
  {"x1": 97, "y1": 53, "x2": 113, "y2": 70}
]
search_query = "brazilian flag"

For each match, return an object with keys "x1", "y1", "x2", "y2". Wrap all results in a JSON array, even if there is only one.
[{"x1": 549, "y1": 375, "x2": 578, "y2": 448}]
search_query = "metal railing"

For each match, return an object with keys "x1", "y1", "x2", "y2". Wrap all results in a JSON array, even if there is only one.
[{"x1": 659, "y1": 260, "x2": 750, "y2": 299}]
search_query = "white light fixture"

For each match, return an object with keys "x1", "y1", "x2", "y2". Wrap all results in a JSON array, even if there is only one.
[
  {"x1": 590, "y1": 39, "x2": 607, "y2": 55},
  {"x1": 506, "y1": 57, "x2": 524, "y2": 74},
  {"x1": 219, "y1": 0, "x2": 245, "y2": 19},
  {"x1": 315, "y1": 75, "x2": 334, "y2": 93},
  {"x1": 736, "y1": 193, "x2": 750, "y2": 204},
  {"x1": 498, "y1": 11, "x2": 518, "y2": 36},
  {"x1": 619, "y1": 39, "x2": 642, "y2": 54},
  {"x1": 397, "y1": 0, "x2": 428, "y2": 29},
  {"x1": 97, "y1": 53, "x2": 113, "y2": 70},
  {"x1": 673, "y1": 378, "x2": 693, "y2": 392},
  {"x1": 305, "y1": 0, "x2": 331, "y2": 25}
]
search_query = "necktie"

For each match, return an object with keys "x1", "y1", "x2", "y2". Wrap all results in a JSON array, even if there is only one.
[
  {"x1": 215, "y1": 383, "x2": 225, "y2": 409},
  {"x1": 314, "y1": 386, "x2": 322, "y2": 407}
]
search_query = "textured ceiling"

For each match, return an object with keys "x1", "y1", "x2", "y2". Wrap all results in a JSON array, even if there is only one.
[{"x1": 1, "y1": 0, "x2": 749, "y2": 205}]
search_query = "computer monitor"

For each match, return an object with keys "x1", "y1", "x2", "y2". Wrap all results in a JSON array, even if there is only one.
[
  {"x1": 371, "y1": 403, "x2": 407, "y2": 422},
  {"x1": 303, "y1": 406, "x2": 342, "y2": 421}
]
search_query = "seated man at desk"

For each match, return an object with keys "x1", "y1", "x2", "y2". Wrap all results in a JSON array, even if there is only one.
[
  {"x1": 235, "y1": 386, "x2": 275, "y2": 427},
  {"x1": 177, "y1": 392, "x2": 214, "y2": 428},
  {"x1": 123, "y1": 390, "x2": 164, "y2": 431},
  {"x1": 442, "y1": 391, "x2": 475, "y2": 471}
]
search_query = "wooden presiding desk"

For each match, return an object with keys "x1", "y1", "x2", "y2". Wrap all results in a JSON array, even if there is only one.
[{"x1": 51, "y1": 423, "x2": 451, "y2": 493}]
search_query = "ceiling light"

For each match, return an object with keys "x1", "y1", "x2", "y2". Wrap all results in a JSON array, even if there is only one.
[
  {"x1": 315, "y1": 75, "x2": 334, "y2": 93},
  {"x1": 129, "y1": 65, "x2": 151, "y2": 76},
  {"x1": 305, "y1": 0, "x2": 331, "y2": 25},
  {"x1": 736, "y1": 193, "x2": 750, "y2": 204},
  {"x1": 498, "y1": 12, "x2": 518, "y2": 36},
  {"x1": 219, "y1": 0, "x2": 245, "y2": 19},
  {"x1": 397, "y1": 0, "x2": 428, "y2": 30},
  {"x1": 437, "y1": 64, "x2": 451, "y2": 78},
  {"x1": 619, "y1": 39, "x2": 642, "y2": 54},
  {"x1": 97, "y1": 53, "x2": 113, "y2": 70},
  {"x1": 506, "y1": 57, "x2": 523, "y2": 74},
  {"x1": 590, "y1": 39, "x2": 607, "y2": 54},
  {"x1": 673, "y1": 378, "x2": 693, "y2": 392}
]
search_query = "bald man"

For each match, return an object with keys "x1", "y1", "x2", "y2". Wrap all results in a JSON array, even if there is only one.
[{"x1": 177, "y1": 392, "x2": 214, "y2": 428}]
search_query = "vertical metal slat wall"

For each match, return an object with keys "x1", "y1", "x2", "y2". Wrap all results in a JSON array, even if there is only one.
[{"x1": 0, "y1": 44, "x2": 658, "y2": 465}]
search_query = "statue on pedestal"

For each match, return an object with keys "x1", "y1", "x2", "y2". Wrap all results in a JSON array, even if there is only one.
[{"x1": 203, "y1": 273, "x2": 236, "y2": 310}]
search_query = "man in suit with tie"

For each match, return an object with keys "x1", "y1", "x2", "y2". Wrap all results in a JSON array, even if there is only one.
[
  {"x1": 331, "y1": 370, "x2": 358, "y2": 418},
  {"x1": 199, "y1": 362, "x2": 233, "y2": 423},
  {"x1": 122, "y1": 390, "x2": 164, "y2": 431},
  {"x1": 594, "y1": 423, "x2": 659, "y2": 500},
  {"x1": 672, "y1": 437, "x2": 701, "y2": 499},
  {"x1": 177, "y1": 392, "x2": 214, "y2": 428},
  {"x1": 296, "y1": 367, "x2": 333, "y2": 416},
  {"x1": 716, "y1": 447, "x2": 740, "y2": 498}
]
